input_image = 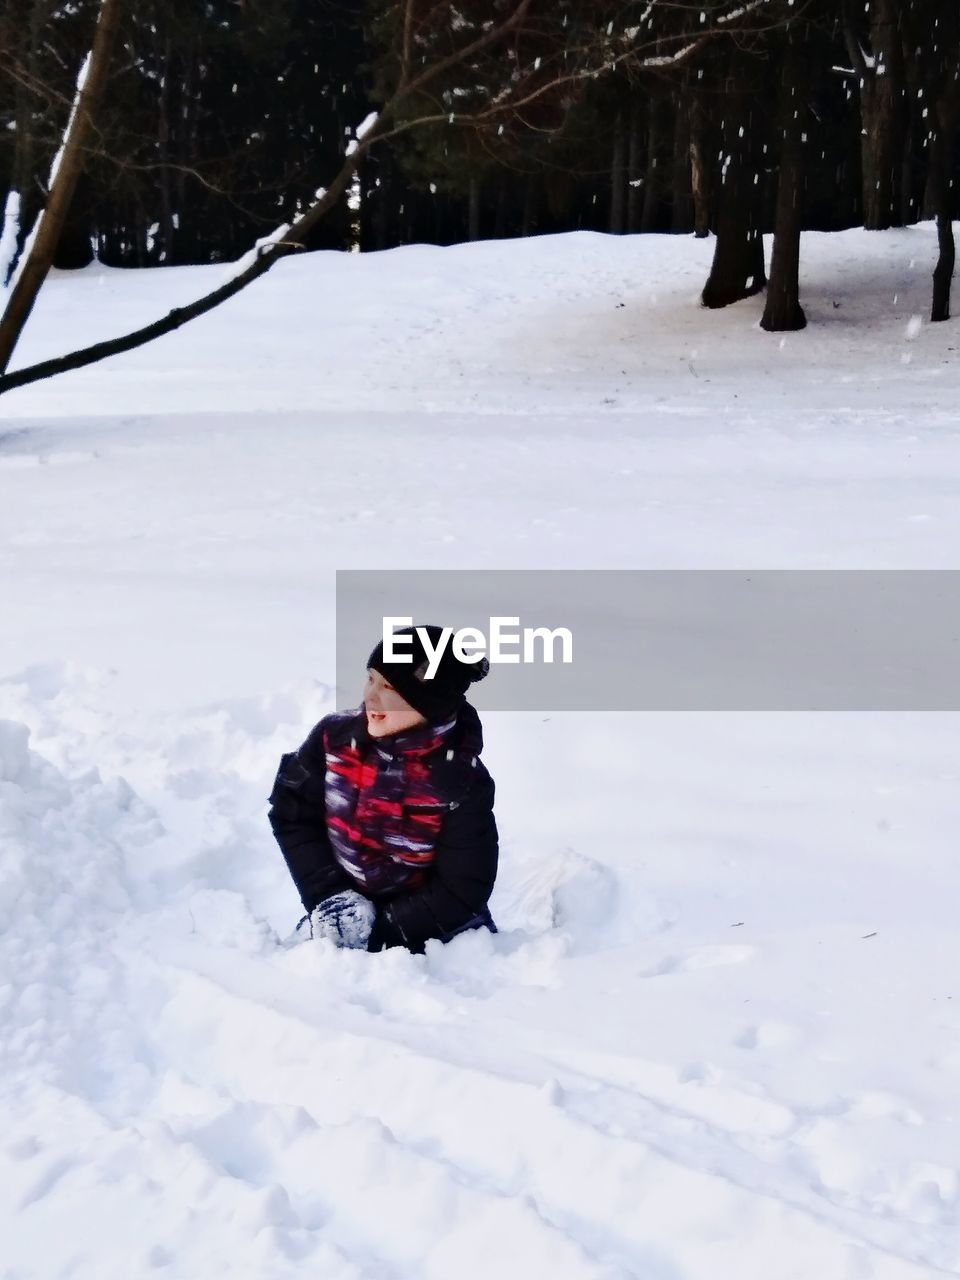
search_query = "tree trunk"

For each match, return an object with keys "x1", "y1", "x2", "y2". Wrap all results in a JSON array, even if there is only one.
[
  {"x1": 929, "y1": 106, "x2": 956, "y2": 322},
  {"x1": 845, "y1": 0, "x2": 907, "y2": 230},
  {"x1": 521, "y1": 175, "x2": 538, "y2": 238},
  {"x1": 372, "y1": 153, "x2": 392, "y2": 250},
  {"x1": 932, "y1": 212, "x2": 956, "y2": 324},
  {"x1": 54, "y1": 171, "x2": 95, "y2": 269},
  {"x1": 761, "y1": 33, "x2": 808, "y2": 332},
  {"x1": 156, "y1": 32, "x2": 177, "y2": 263},
  {"x1": 640, "y1": 97, "x2": 666, "y2": 233},
  {"x1": 492, "y1": 174, "x2": 507, "y2": 239},
  {"x1": 899, "y1": 103, "x2": 920, "y2": 226},
  {"x1": 898, "y1": 0, "x2": 927, "y2": 227},
  {"x1": 467, "y1": 173, "x2": 481, "y2": 241},
  {"x1": 7, "y1": 0, "x2": 48, "y2": 276},
  {"x1": 609, "y1": 111, "x2": 627, "y2": 235},
  {"x1": 702, "y1": 79, "x2": 767, "y2": 308},
  {"x1": 175, "y1": 38, "x2": 198, "y2": 263},
  {"x1": 0, "y1": 0, "x2": 124, "y2": 375},
  {"x1": 688, "y1": 93, "x2": 710, "y2": 239},
  {"x1": 671, "y1": 94, "x2": 693, "y2": 233},
  {"x1": 626, "y1": 101, "x2": 643, "y2": 232}
]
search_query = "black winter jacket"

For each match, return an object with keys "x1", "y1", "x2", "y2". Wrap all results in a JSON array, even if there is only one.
[{"x1": 268, "y1": 704, "x2": 499, "y2": 953}]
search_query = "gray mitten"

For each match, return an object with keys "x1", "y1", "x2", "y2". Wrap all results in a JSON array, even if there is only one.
[{"x1": 309, "y1": 889, "x2": 376, "y2": 949}]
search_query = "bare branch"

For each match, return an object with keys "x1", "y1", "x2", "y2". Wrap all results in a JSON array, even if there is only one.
[{"x1": 401, "y1": 0, "x2": 416, "y2": 83}]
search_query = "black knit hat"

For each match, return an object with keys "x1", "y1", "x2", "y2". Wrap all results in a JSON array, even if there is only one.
[{"x1": 367, "y1": 624, "x2": 490, "y2": 722}]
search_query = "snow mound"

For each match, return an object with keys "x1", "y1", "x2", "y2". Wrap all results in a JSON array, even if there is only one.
[
  {"x1": 498, "y1": 845, "x2": 666, "y2": 953},
  {"x1": 0, "y1": 716, "x2": 150, "y2": 928},
  {"x1": 0, "y1": 718, "x2": 163, "y2": 1124}
]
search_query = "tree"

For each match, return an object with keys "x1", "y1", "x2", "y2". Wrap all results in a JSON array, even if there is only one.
[
  {"x1": 0, "y1": 0, "x2": 538, "y2": 393},
  {"x1": 0, "y1": 0, "x2": 122, "y2": 376},
  {"x1": 0, "y1": 0, "x2": 101, "y2": 278},
  {"x1": 923, "y1": 0, "x2": 959, "y2": 322},
  {"x1": 760, "y1": 3, "x2": 830, "y2": 333},
  {"x1": 701, "y1": 45, "x2": 769, "y2": 309},
  {"x1": 761, "y1": 29, "x2": 808, "y2": 331},
  {"x1": 843, "y1": 0, "x2": 908, "y2": 231},
  {"x1": 1, "y1": 0, "x2": 793, "y2": 396}
]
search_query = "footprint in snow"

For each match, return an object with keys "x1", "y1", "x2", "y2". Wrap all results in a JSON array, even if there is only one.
[
  {"x1": 733, "y1": 1021, "x2": 801, "y2": 1052},
  {"x1": 643, "y1": 943, "x2": 756, "y2": 977}
]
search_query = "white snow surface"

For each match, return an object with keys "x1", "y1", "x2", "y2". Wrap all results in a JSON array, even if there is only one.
[{"x1": 2, "y1": 225, "x2": 960, "y2": 1279}]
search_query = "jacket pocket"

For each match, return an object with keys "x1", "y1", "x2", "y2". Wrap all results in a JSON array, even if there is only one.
[{"x1": 268, "y1": 751, "x2": 310, "y2": 804}]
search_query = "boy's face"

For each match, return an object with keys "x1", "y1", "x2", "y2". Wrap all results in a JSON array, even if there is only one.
[{"x1": 363, "y1": 668, "x2": 427, "y2": 738}]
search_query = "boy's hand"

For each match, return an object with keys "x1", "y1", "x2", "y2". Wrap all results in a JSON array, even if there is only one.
[{"x1": 309, "y1": 889, "x2": 376, "y2": 949}]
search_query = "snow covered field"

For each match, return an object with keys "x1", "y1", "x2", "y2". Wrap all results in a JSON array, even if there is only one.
[{"x1": 2, "y1": 226, "x2": 960, "y2": 1279}]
